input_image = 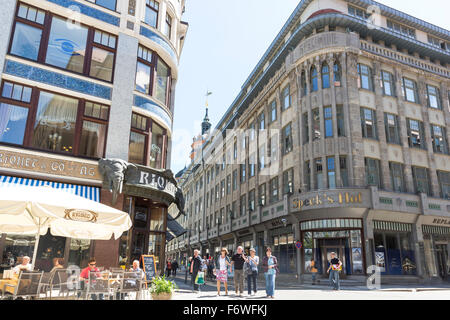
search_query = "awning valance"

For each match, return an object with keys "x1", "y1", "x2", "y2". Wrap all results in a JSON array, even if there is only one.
[{"x1": 167, "y1": 215, "x2": 186, "y2": 237}]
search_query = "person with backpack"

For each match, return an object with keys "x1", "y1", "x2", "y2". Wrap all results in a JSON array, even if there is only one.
[
  {"x1": 327, "y1": 252, "x2": 343, "y2": 290},
  {"x1": 214, "y1": 248, "x2": 231, "y2": 296},
  {"x1": 245, "y1": 248, "x2": 259, "y2": 296},
  {"x1": 261, "y1": 247, "x2": 278, "y2": 299}
]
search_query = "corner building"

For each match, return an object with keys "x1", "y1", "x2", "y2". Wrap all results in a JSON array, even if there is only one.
[
  {"x1": 167, "y1": 0, "x2": 450, "y2": 284},
  {"x1": 0, "y1": 0, "x2": 187, "y2": 273}
]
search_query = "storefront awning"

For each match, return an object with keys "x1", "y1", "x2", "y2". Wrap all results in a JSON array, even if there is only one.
[
  {"x1": 0, "y1": 175, "x2": 100, "y2": 202},
  {"x1": 166, "y1": 231, "x2": 175, "y2": 242},
  {"x1": 167, "y1": 215, "x2": 186, "y2": 237}
]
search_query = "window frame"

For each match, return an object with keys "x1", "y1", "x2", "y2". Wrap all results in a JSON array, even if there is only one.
[
  {"x1": 381, "y1": 70, "x2": 395, "y2": 97},
  {"x1": 426, "y1": 84, "x2": 441, "y2": 109},
  {"x1": 282, "y1": 123, "x2": 293, "y2": 155},
  {"x1": 384, "y1": 113, "x2": 401, "y2": 145},
  {"x1": 281, "y1": 84, "x2": 291, "y2": 111},
  {"x1": 361, "y1": 107, "x2": 377, "y2": 140},
  {"x1": 357, "y1": 63, "x2": 373, "y2": 91},
  {"x1": 430, "y1": 124, "x2": 448, "y2": 154},
  {"x1": 402, "y1": 77, "x2": 419, "y2": 104},
  {"x1": 407, "y1": 118, "x2": 426, "y2": 150},
  {"x1": 144, "y1": 0, "x2": 160, "y2": 29}
]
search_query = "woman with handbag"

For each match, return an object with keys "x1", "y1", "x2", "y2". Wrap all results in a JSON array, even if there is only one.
[
  {"x1": 261, "y1": 247, "x2": 278, "y2": 299},
  {"x1": 245, "y1": 248, "x2": 259, "y2": 296},
  {"x1": 214, "y1": 248, "x2": 231, "y2": 296},
  {"x1": 326, "y1": 252, "x2": 342, "y2": 290}
]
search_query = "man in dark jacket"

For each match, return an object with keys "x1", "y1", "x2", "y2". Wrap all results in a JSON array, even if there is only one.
[
  {"x1": 171, "y1": 260, "x2": 178, "y2": 276},
  {"x1": 190, "y1": 249, "x2": 202, "y2": 291}
]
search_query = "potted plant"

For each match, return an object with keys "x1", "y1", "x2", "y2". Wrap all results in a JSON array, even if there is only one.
[{"x1": 149, "y1": 276, "x2": 177, "y2": 300}]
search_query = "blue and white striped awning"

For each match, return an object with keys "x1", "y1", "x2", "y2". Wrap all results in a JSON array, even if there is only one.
[{"x1": 0, "y1": 175, "x2": 100, "y2": 202}]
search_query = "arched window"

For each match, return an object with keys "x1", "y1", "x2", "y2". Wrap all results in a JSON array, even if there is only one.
[
  {"x1": 301, "y1": 70, "x2": 307, "y2": 96},
  {"x1": 334, "y1": 62, "x2": 341, "y2": 86},
  {"x1": 311, "y1": 66, "x2": 318, "y2": 92},
  {"x1": 322, "y1": 63, "x2": 330, "y2": 89}
]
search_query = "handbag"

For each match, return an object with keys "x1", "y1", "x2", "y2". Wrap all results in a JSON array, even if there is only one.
[{"x1": 195, "y1": 271, "x2": 205, "y2": 285}]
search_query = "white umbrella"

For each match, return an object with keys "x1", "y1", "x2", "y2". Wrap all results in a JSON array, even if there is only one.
[{"x1": 0, "y1": 184, "x2": 132, "y2": 269}]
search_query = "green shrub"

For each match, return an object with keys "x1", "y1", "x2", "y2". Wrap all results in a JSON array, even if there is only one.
[{"x1": 149, "y1": 276, "x2": 178, "y2": 294}]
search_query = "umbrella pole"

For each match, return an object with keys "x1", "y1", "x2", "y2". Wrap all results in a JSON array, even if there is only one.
[{"x1": 32, "y1": 218, "x2": 41, "y2": 271}]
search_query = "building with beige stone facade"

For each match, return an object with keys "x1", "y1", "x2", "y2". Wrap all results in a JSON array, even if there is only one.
[{"x1": 166, "y1": 0, "x2": 450, "y2": 284}]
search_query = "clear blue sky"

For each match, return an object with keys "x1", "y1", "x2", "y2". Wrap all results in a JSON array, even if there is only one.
[{"x1": 171, "y1": 0, "x2": 450, "y2": 174}]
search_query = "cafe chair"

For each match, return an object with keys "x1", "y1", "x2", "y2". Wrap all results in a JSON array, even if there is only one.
[
  {"x1": 119, "y1": 271, "x2": 144, "y2": 300},
  {"x1": 110, "y1": 269, "x2": 125, "y2": 300},
  {"x1": 3, "y1": 271, "x2": 44, "y2": 300},
  {"x1": 85, "y1": 270, "x2": 112, "y2": 300}
]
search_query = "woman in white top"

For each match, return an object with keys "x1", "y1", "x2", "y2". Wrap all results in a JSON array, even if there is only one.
[{"x1": 213, "y1": 248, "x2": 231, "y2": 296}]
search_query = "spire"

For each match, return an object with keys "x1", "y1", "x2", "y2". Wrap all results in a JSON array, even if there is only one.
[{"x1": 202, "y1": 90, "x2": 212, "y2": 135}]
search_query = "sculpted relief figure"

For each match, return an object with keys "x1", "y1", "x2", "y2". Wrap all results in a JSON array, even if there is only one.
[{"x1": 98, "y1": 158, "x2": 136, "y2": 205}]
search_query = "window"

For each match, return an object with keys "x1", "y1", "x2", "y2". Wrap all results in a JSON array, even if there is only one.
[
  {"x1": 259, "y1": 183, "x2": 266, "y2": 206},
  {"x1": 259, "y1": 112, "x2": 265, "y2": 130},
  {"x1": 381, "y1": 71, "x2": 395, "y2": 96},
  {"x1": 431, "y1": 125, "x2": 448, "y2": 154},
  {"x1": 327, "y1": 157, "x2": 336, "y2": 189},
  {"x1": 283, "y1": 168, "x2": 294, "y2": 194},
  {"x1": 361, "y1": 108, "x2": 377, "y2": 139},
  {"x1": 407, "y1": 119, "x2": 425, "y2": 149},
  {"x1": 129, "y1": 113, "x2": 148, "y2": 165},
  {"x1": 314, "y1": 158, "x2": 323, "y2": 190},
  {"x1": 90, "y1": 30, "x2": 116, "y2": 82},
  {"x1": 304, "y1": 161, "x2": 311, "y2": 191},
  {"x1": 387, "y1": 20, "x2": 416, "y2": 39},
  {"x1": 87, "y1": 0, "x2": 117, "y2": 11},
  {"x1": 240, "y1": 194, "x2": 246, "y2": 217},
  {"x1": 322, "y1": 63, "x2": 330, "y2": 89},
  {"x1": 145, "y1": 0, "x2": 159, "y2": 28},
  {"x1": 437, "y1": 171, "x2": 450, "y2": 199},
  {"x1": 249, "y1": 153, "x2": 256, "y2": 177},
  {"x1": 269, "y1": 132, "x2": 278, "y2": 164},
  {"x1": 226, "y1": 174, "x2": 231, "y2": 194},
  {"x1": 220, "y1": 179, "x2": 225, "y2": 198},
  {"x1": 165, "y1": 13, "x2": 172, "y2": 39},
  {"x1": 249, "y1": 122, "x2": 255, "y2": 141},
  {"x1": 270, "y1": 100, "x2": 277, "y2": 123},
  {"x1": 282, "y1": 85, "x2": 291, "y2": 110},
  {"x1": 324, "y1": 106, "x2": 333, "y2": 138},
  {"x1": 302, "y1": 113, "x2": 309, "y2": 144},
  {"x1": 312, "y1": 108, "x2": 320, "y2": 140},
  {"x1": 340, "y1": 156, "x2": 349, "y2": 187},
  {"x1": 389, "y1": 162, "x2": 405, "y2": 192},
  {"x1": 248, "y1": 190, "x2": 255, "y2": 212},
  {"x1": 0, "y1": 102, "x2": 29, "y2": 145},
  {"x1": 269, "y1": 177, "x2": 279, "y2": 203},
  {"x1": 215, "y1": 184, "x2": 219, "y2": 200},
  {"x1": 233, "y1": 139, "x2": 237, "y2": 159},
  {"x1": 240, "y1": 163, "x2": 246, "y2": 183},
  {"x1": 232, "y1": 170, "x2": 237, "y2": 190},
  {"x1": 348, "y1": 5, "x2": 370, "y2": 19},
  {"x1": 311, "y1": 66, "x2": 318, "y2": 92},
  {"x1": 150, "y1": 121, "x2": 166, "y2": 168},
  {"x1": 357, "y1": 64, "x2": 373, "y2": 91},
  {"x1": 337, "y1": 105, "x2": 345, "y2": 137},
  {"x1": 402, "y1": 78, "x2": 419, "y2": 103},
  {"x1": 426, "y1": 85, "x2": 441, "y2": 109},
  {"x1": 365, "y1": 158, "x2": 381, "y2": 188},
  {"x1": 333, "y1": 62, "x2": 341, "y2": 87},
  {"x1": 412, "y1": 167, "x2": 431, "y2": 196},
  {"x1": 384, "y1": 113, "x2": 400, "y2": 144},
  {"x1": 1, "y1": 81, "x2": 32, "y2": 103},
  {"x1": 301, "y1": 71, "x2": 307, "y2": 96},
  {"x1": 80, "y1": 102, "x2": 109, "y2": 158},
  {"x1": 155, "y1": 58, "x2": 171, "y2": 105},
  {"x1": 258, "y1": 145, "x2": 266, "y2": 171},
  {"x1": 282, "y1": 123, "x2": 293, "y2": 154}
]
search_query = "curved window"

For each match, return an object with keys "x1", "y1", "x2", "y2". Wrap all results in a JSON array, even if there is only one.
[
  {"x1": 322, "y1": 63, "x2": 330, "y2": 89},
  {"x1": 311, "y1": 67, "x2": 318, "y2": 92},
  {"x1": 155, "y1": 58, "x2": 171, "y2": 105},
  {"x1": 333, "y1": 63, "x2": 341, "y2": 86}
]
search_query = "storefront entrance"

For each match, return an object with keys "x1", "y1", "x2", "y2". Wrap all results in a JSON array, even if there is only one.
[
  {"x1": 320, "y1": 239, "x2": 346, "y2": 278},
  {"x1": 436, "y1": 244, "x2": 449, "y2": 280}
]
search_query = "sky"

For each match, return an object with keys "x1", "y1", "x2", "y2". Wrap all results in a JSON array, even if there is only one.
[{"x1": 170, "y1": 0, "x2": 450, "y2": 174}]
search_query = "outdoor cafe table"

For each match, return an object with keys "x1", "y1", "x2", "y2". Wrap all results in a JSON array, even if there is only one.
[{"x1": 0, "y1": 274, "x2": 19, "y2": 295}]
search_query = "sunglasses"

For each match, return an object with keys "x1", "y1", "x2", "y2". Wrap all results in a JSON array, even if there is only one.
[{"x1": 89, "y1": 263, "x2": 96, "y2": 266}]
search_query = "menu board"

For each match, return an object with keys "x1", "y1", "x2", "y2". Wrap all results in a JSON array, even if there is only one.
[{"x1": 141, "y1": 255, "x2": 157, "y2": 282}]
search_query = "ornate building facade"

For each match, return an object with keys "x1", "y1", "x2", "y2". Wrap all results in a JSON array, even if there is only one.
[
  {"x1": 0, "y1": 0, "x2": 187, "y2": 273},
  {"x1": 167, "y1": 0, "x2": 450, "y2": 284}
]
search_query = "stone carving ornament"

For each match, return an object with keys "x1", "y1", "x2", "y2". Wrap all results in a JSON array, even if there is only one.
[{"x1": 98, "y1": 158, "x2": 136, "y2": 206}]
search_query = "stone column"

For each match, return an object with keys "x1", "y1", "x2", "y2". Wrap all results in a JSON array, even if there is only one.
[
  {"x1": 105, "y1": 33, "x2": 138, "y2": 160},
  {"x1": 412, "y1": 217, "x2": 425, "y2": 278}
]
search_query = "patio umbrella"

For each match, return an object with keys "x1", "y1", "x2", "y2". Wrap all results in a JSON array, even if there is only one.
[{"x1": 0, "y1": 184, "x2": 132, "y2": 269}]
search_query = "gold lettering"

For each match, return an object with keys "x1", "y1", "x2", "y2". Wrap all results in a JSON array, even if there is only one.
[
  {"x1": 80, "y1": 166, "x2": 87, "y2": 175},
  {"x1": 339, "y1": 193, "x2": 343, "y2": 204}
]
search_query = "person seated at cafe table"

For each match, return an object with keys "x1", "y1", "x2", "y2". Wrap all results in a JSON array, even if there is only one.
[
  {"x1": 13, "y1": 256, "x2": 32, "y2": 275},
  {"x1": 50, "y1": 258, "x2": 64, "y2": 273},
  {"x1": 79, "y1": 258, "x2": 103, "y2": 300}
]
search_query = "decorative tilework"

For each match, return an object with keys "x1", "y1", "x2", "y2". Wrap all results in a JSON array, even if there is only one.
[
  {"x1": 139, "y1": 26, "x2": 177, "y2": 63},
  {"x1": 4, "y1": 60, "x2": 112, "y2": 100},
  {"x1": 45, "y1": 0, "x2": 120, "y2": 26},
  {"x1": 133, "y1": 94, "x2": 172, "y2": 128}
]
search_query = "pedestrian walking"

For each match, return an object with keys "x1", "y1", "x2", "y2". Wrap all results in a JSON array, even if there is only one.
[
  {"x1": 171, "y1": 260, "x2": 178, "y2": 276},
  {"x1": 166, "y1": 259, "x2": 172, "y2": 277},
  {"x1": 261, "y1": 247, "x2": 278, "y2": 299},
  {"x1": 327, "y1": 252, "x2": 342, "y2": 290},
  {"x1": 245, "y1": 248, "x2": 259, "y2": 296},
  {"x1": 310, "y1": 259, "x2": 318, "y2": 285},
  {"x1": 214, "y1": 248, "x2": 231, "y2": 296},
  {"x1": 231, "y1": 246, "x2": 246, "y2": 297},
  {"x1": 190, "y1": 249, "x2": 203, "y2": 292}
]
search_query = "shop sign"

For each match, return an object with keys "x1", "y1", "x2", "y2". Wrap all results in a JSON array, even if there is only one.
[
  {"x1": 0, "y1": 148, "x2": 101, "y2": 181},
  {"x1": 291, "y1": 191, "x2": 363, "y2": 212},
  {"x1": 64, "y1": 209, "x2": 98, "y2": 223},
  {"x1": 431, "y1": 218, "x2": 450, "y2": 226},
  {"x1": 126, "y1": 170, "x2": 177, "y2": 198}
]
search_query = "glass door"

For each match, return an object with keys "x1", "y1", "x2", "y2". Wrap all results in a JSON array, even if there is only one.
[{"x1": 436, "y1": 244, "x2": 449, "y2": 280}]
